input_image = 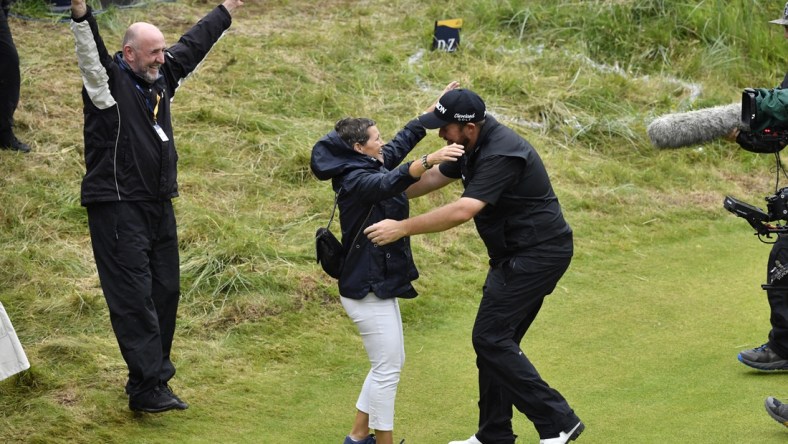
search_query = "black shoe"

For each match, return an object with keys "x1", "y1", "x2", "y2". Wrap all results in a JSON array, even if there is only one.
[
  {"x1": 128, "y1": 385, "x2": 183, "y2": 413},
  {"x1": 160, "y1": 382, "x2": 189, "y2": 410},
  {"x1": 0, "y1": 136, "x2": 30, "y2": 153},
  {"x1": 765, "y1": 397, "x2": 788, "y2": 428},
  {"x1": 738, "y1": 344, "x2": 788, "y2": 371}
]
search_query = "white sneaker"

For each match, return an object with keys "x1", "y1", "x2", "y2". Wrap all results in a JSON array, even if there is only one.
[
  {"x1": 539, "y1": 421, "x2": 585, "y2": 444},
  {"x1": 448, "y1": 435, "x2": 483, "y2": 444}
]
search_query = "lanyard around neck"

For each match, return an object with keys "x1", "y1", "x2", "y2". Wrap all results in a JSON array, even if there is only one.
[
  {"x1": 134, "y1": 83, "x2": 161, "y2": 123},
  {"x1": 153, "y1": 93, "x2": 160, "y2": 123}
]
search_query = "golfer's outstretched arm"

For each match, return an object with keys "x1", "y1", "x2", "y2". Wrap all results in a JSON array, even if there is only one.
[
  {"x1": 364, "y1": 197, "x2": 485, "y2": 245},
  {"x1": 406, "y1": 164, "x2": 457, "y2": 198}
]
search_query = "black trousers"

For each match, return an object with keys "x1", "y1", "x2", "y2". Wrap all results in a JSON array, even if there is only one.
[
  {"x1": 87, "y1": 201, "x2": 180, "y2": 396},
  {"x1": 766, "y1": 235, "x2": 788, "y2": 358},
  {"x1": 0, "y1": 8, "x2": 20, "y2": 145},
  {"x1": 473, "y1": 248, "x2": 578, "y2": 444}
]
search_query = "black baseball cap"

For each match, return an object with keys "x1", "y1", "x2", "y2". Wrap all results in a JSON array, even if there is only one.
[{"x1": 419, "y1": 89, "x2": 487, "y2": 129}]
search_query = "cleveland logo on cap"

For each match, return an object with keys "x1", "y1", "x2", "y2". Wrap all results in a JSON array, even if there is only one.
[{"x1": 418, "y1": 88, "x2": 487, "y2": 129}]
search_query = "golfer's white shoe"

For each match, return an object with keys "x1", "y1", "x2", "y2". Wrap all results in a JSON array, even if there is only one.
[
  {"x1": 448, "y1": 435, "x2": 483, "y2": 444},
  {"x1": 538, "y1": 421, "x2": 585, "y2": 444}
]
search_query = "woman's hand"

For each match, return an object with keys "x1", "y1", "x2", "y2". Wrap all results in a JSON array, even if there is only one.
[
  {"x1": 423, "y1": 81, "x2": 460, "y2": 114},
  {"x1": 423, "y1": 143, "x2": 465, "y2": 168}
]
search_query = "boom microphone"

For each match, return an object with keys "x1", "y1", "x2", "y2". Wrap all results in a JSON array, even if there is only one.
[{"x1": 646, "y1": 103, "x2": 748, "y2": 149}]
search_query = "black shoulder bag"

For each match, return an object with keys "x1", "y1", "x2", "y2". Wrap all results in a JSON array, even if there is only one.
[{"x1": 315, "y1": 192, "x2": 372, "y2": 279}]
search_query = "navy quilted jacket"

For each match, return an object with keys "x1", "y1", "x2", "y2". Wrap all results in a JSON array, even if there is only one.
[{"x1": 310, "y1": 118, "x2": 426, "y2": 299}]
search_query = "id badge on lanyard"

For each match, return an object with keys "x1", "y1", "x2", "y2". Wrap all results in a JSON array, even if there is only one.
[
  {"x1": 151, "y1": 92, "x2": 169, "y2": 142},
  {"x1": 154, "y1": 123, "x2": 169, "y2": 142}
]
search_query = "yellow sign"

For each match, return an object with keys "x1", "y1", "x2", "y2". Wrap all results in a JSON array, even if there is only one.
[{"x1": 436, "y1": 18, "x2": 463, "y2": 29}]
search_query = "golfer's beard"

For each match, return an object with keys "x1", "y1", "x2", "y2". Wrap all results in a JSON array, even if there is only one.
[{"x1": 445, "y1": 135, "x2": 471, "y2": 148}]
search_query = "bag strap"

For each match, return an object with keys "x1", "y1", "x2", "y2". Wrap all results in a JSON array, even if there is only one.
[
  {"x1": 347, "y1": 206, "x2": 373, "y2": 252},
  {"x1": 327, "y1": 188, "x2": 374, "y2": 259},
  {"x1": 325, "y1": 191, "x2": 339, "y2": 230}
]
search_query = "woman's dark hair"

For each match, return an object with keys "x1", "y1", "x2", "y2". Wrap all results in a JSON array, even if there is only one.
[{"x1": 335, "y1": 117, "x2": 376, "y2": 148}]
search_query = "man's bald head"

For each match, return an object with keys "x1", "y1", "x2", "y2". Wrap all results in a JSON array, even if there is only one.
[
  {"x1": 122, "y1": 22, "x2": 166, "y2": 84},
  {"x1": 123, "y1": 22, "x2": 164, "y2": 50}
]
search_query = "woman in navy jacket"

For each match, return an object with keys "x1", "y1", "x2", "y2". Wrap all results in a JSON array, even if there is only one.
[{"x1": 310, "y1": 83, "x2": 462, "y2": 444}]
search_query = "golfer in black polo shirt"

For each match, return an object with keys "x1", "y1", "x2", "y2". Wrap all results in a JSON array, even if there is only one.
[{"x1": 364, "y1": 88, "x2": 583, "y2": 444}]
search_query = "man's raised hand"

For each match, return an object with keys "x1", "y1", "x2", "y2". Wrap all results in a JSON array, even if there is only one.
[
  {"x1": 71, "y1": 0, "x2": 87, "y2": 19},
  {"x1": 222, "y1": 0, "x2": 244, "y2": 14}
]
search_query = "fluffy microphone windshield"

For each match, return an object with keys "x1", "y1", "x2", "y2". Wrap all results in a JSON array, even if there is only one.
[{"x1": 647, "y1": 103, "x2": 747, "y2": 149}]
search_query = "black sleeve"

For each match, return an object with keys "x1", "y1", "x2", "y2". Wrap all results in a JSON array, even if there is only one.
[
  {"x1": 162, "y1": 5, "x2": 232, "y2": 95},
  {"x1": 381, "y1": 119, "x2": 427, "y2": 168},
  {"x1": 438, "y1": 156, "x2": 462, "y2": 179},
  {"x1": 462, "y1": 155, "x2": 523, "y2": 205},
  {"x1": 342, "y1": 164, "x2": 419, "y2": 205}
]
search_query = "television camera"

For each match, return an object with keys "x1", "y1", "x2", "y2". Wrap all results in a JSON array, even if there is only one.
[
  {"x1": 724, "y1": 87, "x2": 788, "y2": 241},
  {"x1": 724, "y1": 190, "x2": 788, "y2": 238}
]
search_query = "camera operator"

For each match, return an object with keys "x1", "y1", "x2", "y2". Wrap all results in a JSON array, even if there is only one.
[
  {"x1": 734, "y1": 3, "x2": 788, "y2": 372},
  {"x1": 766, "y1": 396, "x2": 788, "y2": 428}
]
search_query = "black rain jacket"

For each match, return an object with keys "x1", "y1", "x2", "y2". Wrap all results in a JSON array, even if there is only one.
[{"x1": 71, "y1": 5, "x2": 232, "y2": 205}]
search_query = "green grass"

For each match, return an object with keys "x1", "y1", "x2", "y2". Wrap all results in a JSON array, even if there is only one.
[{"x1": 3, "y1": 0, "x2": 788, "y2": 442}]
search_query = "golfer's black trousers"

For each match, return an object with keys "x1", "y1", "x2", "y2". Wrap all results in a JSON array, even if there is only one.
[
  {"x1": 767, "y1": 235, "x2": 788, "y2": 358},
  {"x1": 87, "y1": 201, "x2": 180, "y2": 396},
  {"x1": 473, "y1": 245, "x2": 578, "y2": 444},
  {"x1": 0, "y1": 9, "x2": 20, "y2": 146}
]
